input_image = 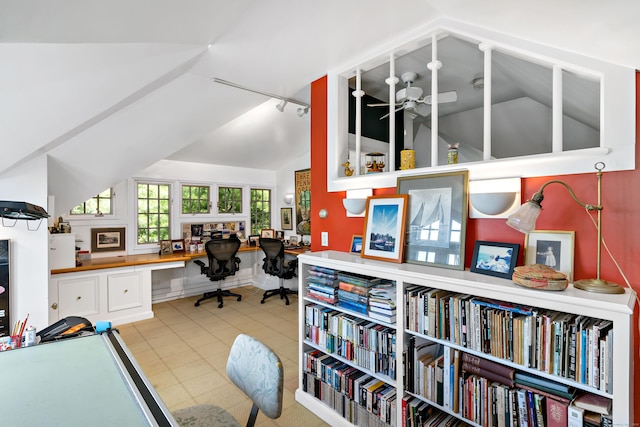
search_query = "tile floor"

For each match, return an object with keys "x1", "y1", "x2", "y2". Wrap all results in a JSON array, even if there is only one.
[{"x1": 118, "y1": 285, "x2": 329, "y2": 427}]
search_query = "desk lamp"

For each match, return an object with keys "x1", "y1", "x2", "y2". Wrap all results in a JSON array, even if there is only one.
[{"x1": 506, "y1": 162, "x2": 624, "y2": 294}]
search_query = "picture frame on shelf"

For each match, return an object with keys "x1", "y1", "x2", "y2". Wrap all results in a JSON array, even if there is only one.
[
  {"x1": 171, "y1": 239, "x2": 186, "y2": 253},
  {"x1": 91, "y1": 227, "x2": 126, "y2": 253},
  {"x1": 525, "y1": 230, "x2": 575, "y2": 281},
  {"x1": 361, "y1": 194, "x2": 408, "y2": 263},
  {"x1": 350, "y1": 235, "x2": 363, "y2": 254},
  {"x1": 248, "y1": 234, "x2": 260, "y2": 247},
  {"x1": 289, "y1": 235, "x2": 299, "y2": 246},
  {"x1": 397, "y1": 170, "x2": 469, "y2": 270},
  {"x1": 260, "y1": 228, "x2": 275, "y2": 238},
  {"x1": 275, "y1": 230, "x2": 285, "y2": 240},
  {"x1": 160, "y1": 240, "x2": 173, "y2": 255},
  {"x1": 470, "y1": 240, "x2": 520, "y2": 279},
  {"x1": 280, "y1": 207, "x2": 293, "y2": 230}
]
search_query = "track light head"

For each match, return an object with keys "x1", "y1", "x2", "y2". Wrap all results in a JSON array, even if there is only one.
[
  {"x1": 276, "y1": 99, "x2": 287, "y2": 112},
  {"x1": 297, "y1": 106, "x2": 310, "y2": 117}
]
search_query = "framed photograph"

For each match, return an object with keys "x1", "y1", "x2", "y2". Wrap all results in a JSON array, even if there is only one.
[
  {"x1": 275, "y1": 230, "x2": 285, "y2": 240},
  {"x1": 260, "y1": 228, "x2": 275, "y2": 238},
  {"x1": 91, "y1": 227, "x2": 126, "y2": 253},
  {"x1": 171, "y1": 239, "x2": 186, "y2": 253},
  {"x1": 248, "y1": 234, "x2": 260, "y2": 247},
  {"x1": 470, "y1": 241, "x2": 520, "y2": 279},
  {"x1": 350, "y1": 235, "x2": 363, "y2": 254},
  {"x1": 280, "y1": 207, "x2": 293, "y2": 230},
  {"x1": 397, "y1": 171, "x2": 468, "y2": 270},
  {"x1": 525, "y1": 230, "x2": 575, "y2": 282},
  {"x1": 295, "y1": 168, "x2": 311, "y2": 235},
  {"x1": 160, "y1": 240, "x2": 173, "y2": 255},
  {"x1": 289, "y1": 235, "x2": 299, "y2": 245},
  {"x1": 362, "y1": 194, "x2": 408, "y2": 263}
]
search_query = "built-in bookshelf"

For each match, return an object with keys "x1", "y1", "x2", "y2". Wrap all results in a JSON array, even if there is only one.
[{"x1": 296, "y1": 251, "x2": 635, "y2": 427}]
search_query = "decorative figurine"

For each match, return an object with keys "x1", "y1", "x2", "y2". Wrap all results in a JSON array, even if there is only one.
[
  {"x1": 342, "y1": 160, "x2": 354, "y2": 176},
  {"x1": 365, "y1": 152, "x2": 386, "y2": 173}
]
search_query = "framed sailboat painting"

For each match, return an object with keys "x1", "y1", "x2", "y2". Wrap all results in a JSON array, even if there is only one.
[
  {"x1": 397, "y1": 171, "x2": 469, "y2": 270},
  {"x1": 361, "y1": 194, "x2": 409, "y2": 263}
]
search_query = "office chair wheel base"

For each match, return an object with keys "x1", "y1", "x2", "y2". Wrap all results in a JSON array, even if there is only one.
[
  {"x1": 260, "y1": 299, "x2": 265, "y2": 304},
  {"x1": 218, "y1": 303, "x2": 223, "y2": 308},
  {"x1": 194, "y1": 301, "x2": 200, "y2": 307},
  {"x1": 237, "y1": 296, "x2": 242, "y2": 302},
  {"x1": 286, "y1": 300, "x2": 290, "y2": 305}
]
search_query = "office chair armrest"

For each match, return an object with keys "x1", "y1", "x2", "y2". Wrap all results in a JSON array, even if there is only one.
[
  {"x1": 233, "y1": 256, "x2": 241, "y2": 270},
  {"x1": 193, "y1": 259, "x2": 208, "y2": 275}
]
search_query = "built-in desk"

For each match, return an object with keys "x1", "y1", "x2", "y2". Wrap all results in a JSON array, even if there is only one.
[{"x1": 49, "y1": 245, "x2": 308, "y2": 326}]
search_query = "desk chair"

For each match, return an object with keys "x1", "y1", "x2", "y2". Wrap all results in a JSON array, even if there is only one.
[
  {"x1": 172, "y1": 334, "x2": 284, "y2": 427},
  {"x1": 193, "y1": 238, "x2": 242, "y2": 308},
  {"x1": 259, "y1": 237, "x2": 297, "y2": 305}
]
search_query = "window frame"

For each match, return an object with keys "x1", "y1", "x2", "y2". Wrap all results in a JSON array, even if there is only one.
[
  {"x1": 218, "y1": 186, "x2": 243, "y2": 215},
  {"x1": 249, "y1": 187, "x2": 272, "y2": 235},
  {"x1": 70, "y1": 188, "x2": 113, "y2": 216},
  {"x1": 135, "y1": 181, "x2": 172, "y2": 245},
  {"x1": 181, "y1": 184, "x2": 211, "y2": 215}
]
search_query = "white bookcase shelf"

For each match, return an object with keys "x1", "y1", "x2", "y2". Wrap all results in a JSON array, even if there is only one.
[{"x1": 296, "y1": 250, "x2": 635, "y2": 427}]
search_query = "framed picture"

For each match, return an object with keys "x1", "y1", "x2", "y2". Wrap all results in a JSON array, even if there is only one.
[
  {"x1": 160, "y1": 240, "x2": 173, "y2": 255},
  {"x1": 470, "y1": 240, "x2": 520, "y2": 279},
  {"x1": 350, "y1": 235, "x2": 363, "y2": 254},
  {"x1": 275, "y1": 230, "x2": 285, "y2": 240},
  {"x1": 525, "y1": 230, "x2": 575, "y2": 282},
  {"x1": 362, "y1": 194, "x2": 408, "y2": 263},
  {"x1": 91, "y1": 227, "x2": 126, "y2": 253},
  {"x1": 248, "y1": 234, "x2": 260, "y2": 247},
  {"x1": 397, "y1": 171, "x2": 469, "y2": 270},
  {"x1": 295, "y1": 168, "x2": 311, "y2": 236},
  {"x1": 281, "y1": 207, "x2": 293, "y2": 230},
  {"x1": 171, "y1": 239, "x2": 186, "y2": 253},
  {"x1": 289, "y1": 235, "x2": 299, "y2": 245},
  {"x1": 260, "y1": 228, "x2": 275, "y2": 238}
]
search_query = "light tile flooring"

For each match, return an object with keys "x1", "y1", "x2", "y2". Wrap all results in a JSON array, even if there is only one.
[{"x1": 118, "y1": 285, "x2": 329, "y2": 427}]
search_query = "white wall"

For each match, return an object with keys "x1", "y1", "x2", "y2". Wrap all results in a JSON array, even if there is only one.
[
  {"x1": 0, "y1": 156, "x2": 49, "y2": 331},
  {"x1": 275, "y1": 151, "x2": 310, "y2": 241}
]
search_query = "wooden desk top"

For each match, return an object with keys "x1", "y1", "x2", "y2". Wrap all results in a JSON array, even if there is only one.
[{"x1": 51, "y1": 245, "x2": 309, "y2": 274}]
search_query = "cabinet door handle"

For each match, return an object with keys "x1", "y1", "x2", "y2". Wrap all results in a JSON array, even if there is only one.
[
  {"x1": 76, "y1": 296, "x2": 82, "y2": 300},
  {"x1": 51, "y1": 303, "x2": 58, "y2": 310}
]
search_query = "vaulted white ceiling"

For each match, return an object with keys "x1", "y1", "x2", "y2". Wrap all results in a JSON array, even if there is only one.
[{"x1": 2, "y1": 0, "x2": 640, "y2": 212}]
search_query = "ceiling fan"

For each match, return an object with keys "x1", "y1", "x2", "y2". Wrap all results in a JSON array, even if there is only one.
[{"x1": 367, "y1": 71, "x2": 457, "y2": 120}]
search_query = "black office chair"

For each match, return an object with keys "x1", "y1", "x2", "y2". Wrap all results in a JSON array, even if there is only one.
[
  {"x1": 259, "y1": 237, "x2": 297, "y2": 305},
  {"x1": 193, "y1": 237, "x2": 242, "y2": 308}
]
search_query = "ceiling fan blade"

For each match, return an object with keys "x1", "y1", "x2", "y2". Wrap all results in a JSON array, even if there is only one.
[
  {"x1": 414, "y1": 103, "x2": 431, "y2": 117},
  {"x1": 368, "y1": 102, "x2": 403, "y2": 107},
  {"x1": 422, "y1": 90, "x2": 458, "y2": 104},
  {"x1": 379, "y1": 105, "x2": 406, "y2": 120}
]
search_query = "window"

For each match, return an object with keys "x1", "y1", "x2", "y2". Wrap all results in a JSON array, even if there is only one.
[
  {"x1": 250, "y1": 188, "x2": 271, "y2": 235},
  {"x1": 218, "y1": 187, "x2": 242, "y2": 214},
  {"x1": 182, "y1": 185, "x2": 210, "y2": 214},
  {"x1": 70, "y1": 189, "x2": 112, "y2": 215},
  {"x1": 137, "y1": 183, "x2": 170, "y2": 244}
]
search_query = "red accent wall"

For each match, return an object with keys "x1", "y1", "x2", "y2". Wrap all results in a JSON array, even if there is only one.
[{"x1": 310, "y1": 73, "x2": 640, "y2": 420}]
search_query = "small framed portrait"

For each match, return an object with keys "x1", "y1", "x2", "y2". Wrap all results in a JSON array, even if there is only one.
[
  {"x1": 280, "y1": 207, "x2": 293, "y2": 231},
  {"x1": 171, "y1": 239, "x2": 186, "y2": 253},
  {"x1": 289, "y1": 235, "x2": 299, "y2": 246},
  {"x1": 248, "y1": 235, "x2": 260, "y2": 247},
  {"x1": 470, "y1": 240, "x2": 520, "y2": 279},
  {"x1": 275, "y1": 230, "x2": 285, "y2": 240},
  {"x1": 160, "y1": 240, "x2": 173, "y2": 255},
  {"x1": 260, "y1": 228, "x2": 275, "y2": 238},
  {"x1": 525, "y1": 230, "x2": 575, "y2": 281},
  {"x1": 350, "y1": 235, "x2": 363, "y2": 254},
  {"x1": 91, "y1": 227, "x2": 126, "y2": 253}
]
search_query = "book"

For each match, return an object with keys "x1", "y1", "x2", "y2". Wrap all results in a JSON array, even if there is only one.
[
  {"x1": 461, "y1": 352, "x2": 516, "y2": 379},
  {"x1": 368, "y1": 311, "x2": 396, "y2": 323},
  {"x1": 567, "y1": 405, "x2": 584, "y2": 427},
  {"x1": 545, "y1": 397, "x2": 569, "y2": 427},
  {"x1": 571, "y1": 392, "x2": 612, "y2": 415},
  {"x1": 514, "y1": 372, "x2": 571, "y2": 393},
  {"x1": 461, "y1": 361, "x2": 515, "y2": 387}
]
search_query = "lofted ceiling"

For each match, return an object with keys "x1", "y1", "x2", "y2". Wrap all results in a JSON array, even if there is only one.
[{"x1": 2, "y1": 1, "x2": 640, "y2": 212}]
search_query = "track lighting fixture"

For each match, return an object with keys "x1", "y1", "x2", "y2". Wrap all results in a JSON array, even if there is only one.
[
  {"x1": 297, "y1": 106, "x2": 310, "y2": 117},
  {"x1": 276, "y1": 99, "x2": 288, "y2": 112}
]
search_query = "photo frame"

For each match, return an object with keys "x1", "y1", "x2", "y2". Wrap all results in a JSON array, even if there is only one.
[
  {"x1": 260, "y1": 228, "x2": 275, "y2": 238},
  {"x1": 281, "y1": 207, "x2": 293, "y2": 230},
  {"x1": 248, "y1": 234, "x2": 260, "y2": 247},
  {"x1": 350, "y1": 235, "x2": 363, "y2": 254},
  {"x1": 160, "y1": 240, "x2": 173, "y2": 255},
  {"x1": 275, "y1": 230, "x2": 285, "y2": 240},
  {"x1": 295, "y1": 168, "x2": 311, "y2": 236},
  {"x1": 470, "y1": 240, "x2": 520, "y2": 279},
  {"x1": 397, "y1": 171, "x2": 469, "y2": 270},
  {"x1": 171, "y1": 239, "x2": 186, "y2": 253},
  {"x1": 289, "y1": 235, "x2": 299, "y2": 246},
  {"x1": 91, "y1": 227, "x2": 126, "y2": 253},
  {"x1": 525, "y1": 230, "x2": 575, "y2": 282},
  {"x1": 362, "y1": 194, "x2": 408, "y2": 263}
]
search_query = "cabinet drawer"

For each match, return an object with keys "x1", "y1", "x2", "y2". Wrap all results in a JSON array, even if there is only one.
[
  {"x1": 58, "y1": 276, "x2": 99, "y2": 318},
  {"x1": 107, "y1": 272, "x2": 142, "y2": 312}
]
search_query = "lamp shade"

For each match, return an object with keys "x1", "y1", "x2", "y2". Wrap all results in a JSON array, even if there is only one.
[
  {"x1": 342, "y1": 198, "x2": 367, "y2": 216},
  {"x1": 506, "y1": 201, "x2": 541, "y2": 233}
]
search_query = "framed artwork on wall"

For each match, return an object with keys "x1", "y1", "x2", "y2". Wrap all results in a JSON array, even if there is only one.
[
  {"x1": 295, "y1": 168, "x2": 311, "y2": 236},
  {"x1": 397, "y1": 170, "x2": 468, "y2": 270},
  {"x1": 91, "y1": 227, "x2": 126, "y2": 253},
  {"x1": 525, "y1": 230, "x2": 575, "y2": 281},
  {"x1": 361, "y1": 194, "x2": 408, "y2": 263},
  {"x1": 281, "y1": 207, "x2": 293, "y2": 230}
]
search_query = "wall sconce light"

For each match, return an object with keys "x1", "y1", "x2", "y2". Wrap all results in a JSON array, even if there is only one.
[
  {"x1": 506, "y1": 162, "x2": 623, "y2": 294},
  {"x1": 469, "y1": 178, "x2": 521, "y2": 218},
  {"x1": 283, "y1": 193, "x2": 294, "y2": 205},
  {"x1": 319, "y1": 208, "x2": 328, "y2": 219},
  {"x1": 275, "y1": 99, "x2": 287, "y2": 112},
  {"x1": 342, "y1": 188, "x2": 372, "y2": 217}
]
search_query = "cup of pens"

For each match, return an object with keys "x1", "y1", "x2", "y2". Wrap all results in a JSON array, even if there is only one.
[{"x1": 10, "y1": 334, "x2": 22, "y2": 349}]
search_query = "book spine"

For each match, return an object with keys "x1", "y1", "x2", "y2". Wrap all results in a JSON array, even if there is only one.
[{"x1": 461, "y1": 352, "x2": 516, "y2": 379}]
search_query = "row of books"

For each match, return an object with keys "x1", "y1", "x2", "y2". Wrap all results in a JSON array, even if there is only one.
[
  {"x1": 402, "y1": 397, "x2": 470, "y2": 427},
  {"x1": 303, "y1": 349, "x2": 397, "y2": 426},
  {"x1": 306, "y1": 267, "x2": 397, "y2": 322},
  {"x1": 404, "y1": 288, "x2": 613, "y2": 392},
  {"x1": 305, "y1": 303, "x2": 397, "y2": 377}
]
